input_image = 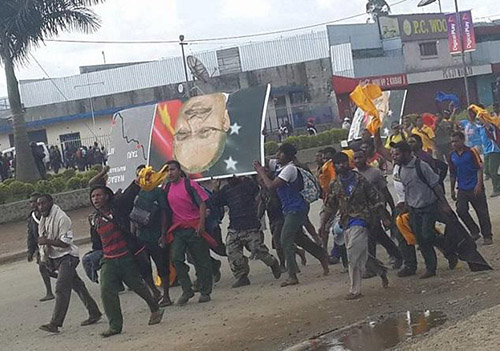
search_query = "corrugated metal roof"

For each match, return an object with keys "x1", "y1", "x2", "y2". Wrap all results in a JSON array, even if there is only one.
[{"x1": 19, "y1": 31, "x2": 330, "y2": 108}]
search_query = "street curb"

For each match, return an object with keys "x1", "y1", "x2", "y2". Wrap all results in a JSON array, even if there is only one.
[{"x1": 0, "y1": 237, "x2": 91, "y2": 265}]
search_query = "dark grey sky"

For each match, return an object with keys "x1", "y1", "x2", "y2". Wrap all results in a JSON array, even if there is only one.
[{"x1": 0, "y1": 0, "x2": 497, "y2": 97}]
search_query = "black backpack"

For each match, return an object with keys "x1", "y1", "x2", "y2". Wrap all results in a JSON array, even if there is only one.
[{"x1": 129, "y1": 192, "x2": 160, "y2": 228}]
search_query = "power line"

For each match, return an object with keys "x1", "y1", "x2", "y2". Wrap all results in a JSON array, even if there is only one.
[
  {"x1": 29, "y1": 53, "x2": 99, "y2": 138},
  {"x1": 29, "y1": 53, "x2": 69, "y2": 101},
  {"x1": 45, "y1": 0, "x2": 410, "y2": 45}
]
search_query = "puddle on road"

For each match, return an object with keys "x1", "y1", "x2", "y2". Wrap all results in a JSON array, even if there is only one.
[{"x1": 288, "y1": 310, "x2": 447, "y2": 351}]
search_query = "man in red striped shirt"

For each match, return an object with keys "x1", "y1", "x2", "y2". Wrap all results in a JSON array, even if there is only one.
[{"x1": 90, "y1": 181, "x2": 164, "y2": 338}]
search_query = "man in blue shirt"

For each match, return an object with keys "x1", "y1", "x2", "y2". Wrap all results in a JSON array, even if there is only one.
[{"x1": 450, "y1": 131, "x2": 493, "y2": 245}]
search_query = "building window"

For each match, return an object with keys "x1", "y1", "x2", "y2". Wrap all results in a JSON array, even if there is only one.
[{"x1": 419, "y1": 42, "x2": 438, "y2": 57}]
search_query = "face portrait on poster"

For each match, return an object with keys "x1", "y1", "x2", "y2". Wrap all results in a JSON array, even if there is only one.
[{"x1": 107, "y1": 85, "x2": 270, "y2": 190}]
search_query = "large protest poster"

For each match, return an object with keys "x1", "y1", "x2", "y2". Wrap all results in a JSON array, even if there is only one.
[
  {"x1": 107, "y1": 85, "x2": 270, "y2": 191},
  {"x1": 107, "y1": 104, "x2": 156, "y2": 191},
  {"x1": 348, "y1": 90, "x2": 407, "y2": 142}
]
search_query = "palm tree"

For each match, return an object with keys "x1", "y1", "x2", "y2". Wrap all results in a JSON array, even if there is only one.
[
  {"x1": 366, "y1": 0, "x2": 391, "y2": 20},
  {"x1": 0, "y1": 0, "x2": 103, "y2": 182}
]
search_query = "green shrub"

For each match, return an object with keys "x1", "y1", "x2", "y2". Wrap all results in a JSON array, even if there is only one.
[
  {"x1": 62, "y1": 168, "x2": 76, "y2": 179},
  {"x1": 264, "y1": 141, "x2": 279, "y2": 156},
  {"x1": 35, "y1": 180, "x2": 54, "y2": 194},
  {"x1": 91, "y1": 164, "x2": 103, "y2": 172},
  {"x1": 80, "y1": 175, "x2": 91, "y2": 188},
  {"x1": 2, "y1": 178, "x2": 15, "y2": 185},
  {"x1": 0, "y1": 183, "x2": 10, "y2": 204},
  {"x1": 85, "y1": 170, "x2": 99, "y2": 179},
  {"x1": 24, "y1": 183, "x2": 35, "y2": 197},
  {"x1": 283, "y1": 136, "x2": 300, "y2": 149},
  {"x1": 280, "y1": 128, "x2": 348, "y2": 151},
  {"x1": 67, "y1": 177, "x2": 83, "y2": 190},
  {"x1": 8, "y1": 181, "x2": 28, "y2": 198},
  {"x1": 50, "y1": 178, "x2": 67, "y2": 193}
]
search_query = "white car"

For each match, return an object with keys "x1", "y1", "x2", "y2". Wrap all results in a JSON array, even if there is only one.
[{"x1": 2, "y1": 142, "x2": 51, "y2": 169}]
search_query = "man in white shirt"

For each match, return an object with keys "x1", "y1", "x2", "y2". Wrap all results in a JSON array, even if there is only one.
[{"x1": 37, "y1": 194, "x2": 101, "y2": 333}]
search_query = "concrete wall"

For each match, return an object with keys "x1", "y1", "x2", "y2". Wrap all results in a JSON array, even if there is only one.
[
  {"x1": 0, "y1": 188, "x2": 91, "y2": 224},
  {"x1": 403, "y1": 40, "x2": 472, "y2": 73},
  {"x1": 353, "y1": 54, "x2": 405, "y2": 77}
]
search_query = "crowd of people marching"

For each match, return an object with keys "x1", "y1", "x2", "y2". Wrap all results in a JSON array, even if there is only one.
[
  {"x1": 0, "y1": 141, "x2": 108, "y2": 181},
  {"x1": 25, "y1": 103, "x2": 497, "y2": 337}
]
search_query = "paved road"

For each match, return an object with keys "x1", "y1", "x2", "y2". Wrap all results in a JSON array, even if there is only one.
[{"x1": 1, "y1": 185, "x2": 500, "y2": 351}]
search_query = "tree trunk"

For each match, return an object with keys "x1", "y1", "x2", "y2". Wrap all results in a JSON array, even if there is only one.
[{"x1": 1, "y1": 51, "x2": 41, "y2": 182}]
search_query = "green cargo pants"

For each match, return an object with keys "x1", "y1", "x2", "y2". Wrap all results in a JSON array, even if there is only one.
[
  {"x1": 171, "y1": 228, "x2": 213, "y2": 296},
  {"x1": 100, "y1": 253, "x2": 159, "y2": 332}
]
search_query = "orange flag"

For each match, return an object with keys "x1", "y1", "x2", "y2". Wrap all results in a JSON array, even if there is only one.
[{"x1": 350, "y1": 84, "x2": 383, "y2": 135}]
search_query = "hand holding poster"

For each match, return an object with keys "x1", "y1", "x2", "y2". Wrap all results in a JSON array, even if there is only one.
[{"x1": 107, "y1": 85, "x2": 271, "y2": 191}]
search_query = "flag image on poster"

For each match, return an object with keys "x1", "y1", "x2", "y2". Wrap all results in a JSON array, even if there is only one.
[
  {"x1": 348, "y1": 90, "x2": 407, "y2": 142},
  {"x1": 106, "y1": 85, "x2": 270, "y2": 191},
  {"x1": 149, "y1": 85, "x2": 270, "y2": 180}
]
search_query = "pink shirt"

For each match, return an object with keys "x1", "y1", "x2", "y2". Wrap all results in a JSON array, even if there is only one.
[{"x1": 167, "y1": 179, "x2": 208, "y2": 224}]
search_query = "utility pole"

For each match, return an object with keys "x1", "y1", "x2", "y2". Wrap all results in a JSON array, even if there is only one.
[
  {"x1": 179, "y1": 35, "x2": 191, "y2": 98},
  {"x1": 454, "y1": 0, "x2": 471, "y2": 106}
]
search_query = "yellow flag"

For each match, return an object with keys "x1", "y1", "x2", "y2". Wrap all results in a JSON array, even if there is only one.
[
  {"x1": 138, "y1": 165, "x2": 169, "y2": 191},
  {"x1": 468, "y1": 104, "x2": 500, "y2": 127},
  {"x1": 350, "y1": 84, "x2": 383, "y2": 135}
]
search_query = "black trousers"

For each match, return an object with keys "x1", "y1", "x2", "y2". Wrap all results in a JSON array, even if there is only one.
[
  {"x1": 368, "y1": 223, "x2": 402, "y2": 260},
  {"x1": 456, "y1": 189, "x2": 492, "y2": 239}
]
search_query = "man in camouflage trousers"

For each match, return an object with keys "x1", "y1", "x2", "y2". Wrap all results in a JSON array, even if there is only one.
[{"x1": 212, "y1": 177, "x2": 281, "y2": 288}]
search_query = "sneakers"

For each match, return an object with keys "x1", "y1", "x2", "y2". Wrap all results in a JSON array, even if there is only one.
[
  {"x1": 344, "y1": 293, "x2": 363, "y2": 301},
  {"x1": 397, "y1": 267, "x2": 416, "y2": 277},
  {"x1": 270, "y1": 260, "x2": 282, "y2": 279},
  {"x1": 100, "y1": 329, "x2": 121, "y2": 338},
  {"x1": 176, "y1": 291, "x2": 195, "y2": 306},
  {"x1": 483, "y1": 237, "x2": 493, "y2": 246},
  {"x1": 39, "y1": 323, "x2": 59, "y2": 333},
  {"x1": 81, "y1": 313, "x2": 102, "y2": 326},
  {"x1": 39, "y1": 294, "x2": 55, "y2": 302},
  {"x1": 148, "y1": 308, "x2": 165, "y2": 325},
  {"x1": 280, "y1": 278, "x2": 299, "y2": 287},
  {"x1": 198, "y1": 294, "x2": 211, "y2": 303},
  {"x1": 490, "y1": 191, "x2": 500, "y2": 198},
  {"x1": 419, "y1": 270, "x2": 436, "y2": 279},
  {"x1": 232, "y1": 276, "x2": 251, "y2": 288},
  {"x1": 158, "y1": 296, "x2": 173, "y2": 307}
]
